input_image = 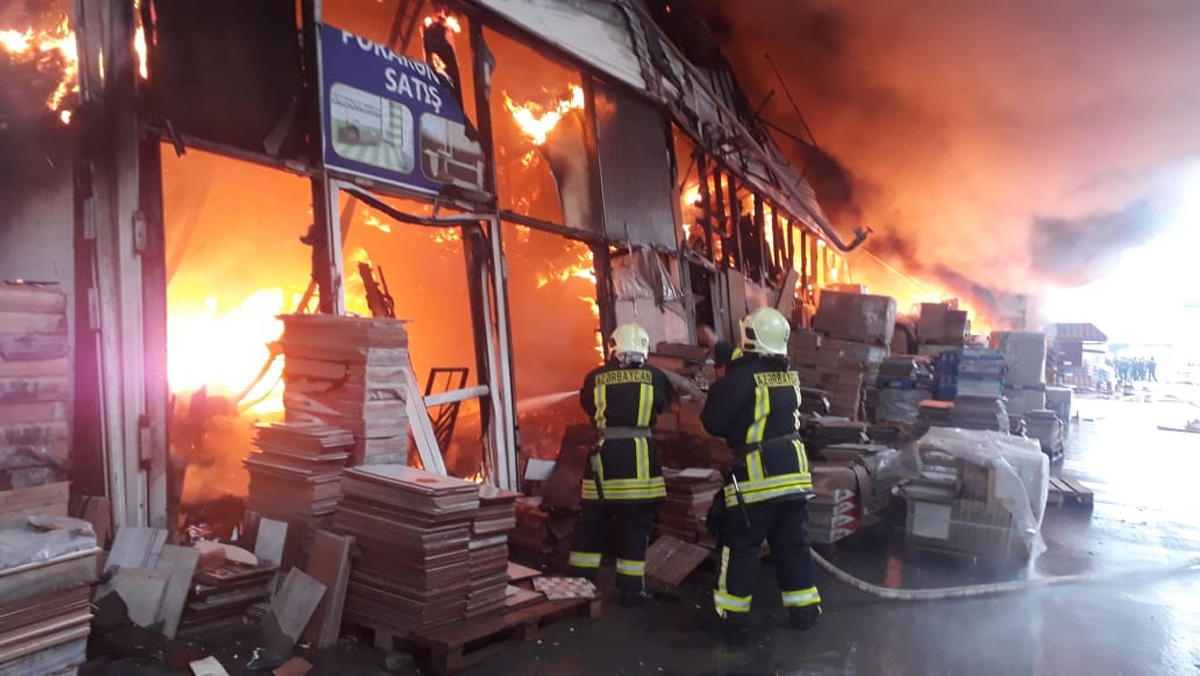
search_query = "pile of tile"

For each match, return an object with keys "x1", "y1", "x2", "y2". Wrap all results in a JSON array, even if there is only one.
[
  {"x1": 950, "y1": 396, "x2": 1010, "y2": 432},
  {"x1": 1024, "y1": 409, "x2": 1065, "y2": 461},
  {"x1": 0, "y1": 283, "x2": 70, "y2": 486},
  {"x1": 657, "y1": 468, "x2": 722, "y2": 547},
  {"x1": 335, "y1": 466, "x2": 480, "y2": 633},
  {"x1": 0, "y1": 518, "x2": 99, "y2": 674},
  {"x1": 1045, "y1": 387, "x2": 1072, "y2": 438},
  {"x1": 279, "y1": 314, "x2": 411, "y2": 466},
  {"x1": 466, "y1": 485, "x2": 518, "y2": 620},
  {"x1": 178, "y1": 561, "x2": 277, "y2": 638},
  {"x1": 245, "y1": 422, "x2": 355, "y2": 560}
]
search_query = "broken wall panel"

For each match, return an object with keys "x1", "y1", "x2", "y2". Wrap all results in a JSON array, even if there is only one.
[
  {"x1": 486, "y1": 28, "x2": 595, "y2": 231},
  {"x1": 592, "y1": 79, "x2": 676, "y2": 248}
]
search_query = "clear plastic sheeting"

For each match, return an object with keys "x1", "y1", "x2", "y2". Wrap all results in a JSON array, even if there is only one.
[
  {"x1": 915, "y1": 427, "x2": 1050, "y2": 552},
  {"x1": 610, "y1": 247, "x2": 684, "y2": 304},
  {"x1": 0, "y1": 515, "x2": 97, "y2": 571}
]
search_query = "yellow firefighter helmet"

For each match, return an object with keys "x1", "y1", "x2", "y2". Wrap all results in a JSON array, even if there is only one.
[
  {"x1": 740, "y1": 307, "x2": 790, "y2": 356},
  {"x1": 609, "y1": 323, "x2": 650, "y2": 363}
]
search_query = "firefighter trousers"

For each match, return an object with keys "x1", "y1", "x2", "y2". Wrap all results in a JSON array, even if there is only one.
[
  {"x1": 713, "y1": 497, "x2": 820, "y2": 622},
  {"x1": 568, "y1": 499, "x2": 657, "y2": 591}
]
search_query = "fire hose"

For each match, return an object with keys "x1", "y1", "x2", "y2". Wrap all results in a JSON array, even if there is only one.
[{"x1": 809, "y1": 548, "x2": 1200, "y2": 601}]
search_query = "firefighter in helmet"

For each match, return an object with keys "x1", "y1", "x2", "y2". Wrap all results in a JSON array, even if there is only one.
[
  {"x1": 568, "y1": 322, "x2": 676, "y2": 607},
  {"x1": 701, "y1": 307, "x2": 820, "y2": 636}
]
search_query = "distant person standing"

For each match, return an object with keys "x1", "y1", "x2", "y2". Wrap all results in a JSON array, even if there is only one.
[{"x1": 1149, "y1": 357, "x2": 1158, "y2": 382}]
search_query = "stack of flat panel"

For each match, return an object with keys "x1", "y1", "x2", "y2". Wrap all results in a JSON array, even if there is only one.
[
  {"x1": 335, "y1": 466, "x2": 480, "y2": 633},
  {"x1": 279, "y1": 314, "x2": 411, "y2": 465},
  {"x1": 0, "y1": 518, "x2": 99, "y2": 674},
  {"x1": 246, "y1": 422, "x2": 355, "y2": 549},
  {"x1": 178, "y1": 562, "x2": 277, "y2": 638},
  {"x1": 656, "y1": 468, "x2": 721, "y2": 547},
  {"x1": 465, "y1": 485, "x2": 518, "y2": 620}
]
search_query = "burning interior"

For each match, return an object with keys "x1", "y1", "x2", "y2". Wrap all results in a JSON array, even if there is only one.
[{"x1": 0, "y1": 0, "x2": 1015, "y2": 538}]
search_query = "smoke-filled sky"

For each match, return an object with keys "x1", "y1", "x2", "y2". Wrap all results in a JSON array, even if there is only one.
[{"x1": 698, "y1": 0, "x2": 1200, "y2": 341}]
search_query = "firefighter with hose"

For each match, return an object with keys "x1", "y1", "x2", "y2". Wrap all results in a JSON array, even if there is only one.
[
  {"x1": 701, "y1": 307, "x2": 821, "y2": 638},
  {"x1": 568, "y1": 323, "x2": 676, "y2": 607}
]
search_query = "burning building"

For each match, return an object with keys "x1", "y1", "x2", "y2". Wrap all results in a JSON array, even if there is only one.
[{"x1": 1, "y1": 0, "x2": 872, "y2": 531}]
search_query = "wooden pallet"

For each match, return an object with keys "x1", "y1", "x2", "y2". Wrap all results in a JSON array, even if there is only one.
[
  {"x1": 360, "y1": 597, "x2": 601, "y2": 675},
  {"x1": 1047, "y1": 476, "x2": 1093, "y2": 509}
]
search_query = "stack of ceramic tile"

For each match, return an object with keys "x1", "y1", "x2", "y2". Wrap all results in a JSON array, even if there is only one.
[
  {"x1": 335, "y1": 466, "x2": 480, "y2": 633},
  {"x1": 0, "y1": 283, "x2": 70, "y2": 487},
  {"x1": 245, "y1": 422, "x2": 355, "y2": 544},
  {"x1": 657, "y1": 468, "x2": 722, "y2": 547},
  {"x1": 279, "y1": 314, "x2": 411, "y2": 465},
  {"x1": 918, "y1": 302, "x2": 970, "y2": 349},
  {"x1": 465, "y1": 485, "x2": 518, "y2": 621},
  {"x1": 0, "y1": 517, "x2": 99, "y2": 674}
]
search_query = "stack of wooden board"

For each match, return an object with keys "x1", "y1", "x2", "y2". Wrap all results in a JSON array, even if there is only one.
[
  {"x1": 656, "y1": 468, "x2": 721, "y2": 547},
  {"x1": 178, "y1": 561, "x2": 277, "y2": 638},
  {"x1": 279, "y1": 314, "x2": 411, "y2": 466},
  {"x1": 335, "y1": 466, "x2": 480, "y2": 633},
  {"x1": 0, "y1": 283, "x2": 70, "y2": 488},
  {"x1": 465, "y1": 485, "x2": 518, "y2": 620},
  {"x1": 246, "y1": 422, "x2": 354, "y2": 560},
  {"x1": 801, "y1": 418, "x2": 869, "y2": 453},
  {"x1": 0, "y1": 518, "x2": 100, "y2": 674}
]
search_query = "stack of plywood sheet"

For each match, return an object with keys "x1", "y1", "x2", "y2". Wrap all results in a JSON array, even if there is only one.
[
  {"x1": 279, "y1": 314, "x2": 411, "y2": 466},
  {"x1": 245, "y1": 422, "x2": 354, "y2": 562},
  {"x1": 465, "y1": 485, "x2": 518, "y2": 621},
  {"x1": 335, "y1": 466, "x2": 480, "y2": 634},
  {"x1": 0, "y1": 517, "x2": 99, "y2": 674}
]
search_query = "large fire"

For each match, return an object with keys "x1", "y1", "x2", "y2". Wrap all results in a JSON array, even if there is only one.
[
  {"x1": 1, "y1": 7, "x2": 148, "y2": 124},
  {"x1": 0, "y1": 16, "x2": 77, "y2": 118},
  {"x1": 503, "y1": 84, "x2": 586, "y2": 146}
]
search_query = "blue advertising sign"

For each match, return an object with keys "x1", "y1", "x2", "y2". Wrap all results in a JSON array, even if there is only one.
[{"x1": 318, "y1": 24, "x2": 486, "y2": 195}]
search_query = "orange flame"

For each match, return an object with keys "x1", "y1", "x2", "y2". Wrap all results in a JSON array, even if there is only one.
[
  {"x1": 424, "y1": 13, "x2": 462, "y2": 34},
  {"x1": 0, "y1": 16, "x2": 77, "y2": 119},
  {"x1": 503, "y1": 85, "x2": 585, "y2": 146}
]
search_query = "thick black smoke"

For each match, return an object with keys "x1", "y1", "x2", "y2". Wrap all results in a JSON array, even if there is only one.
[{"x1": 692, "y1": 0, "x2": 1200, "y2": 297}]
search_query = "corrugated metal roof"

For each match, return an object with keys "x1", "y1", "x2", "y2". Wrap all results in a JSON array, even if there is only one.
[{"x1": 1051, "y1": 323, "x2": 1108, "y2": 342}]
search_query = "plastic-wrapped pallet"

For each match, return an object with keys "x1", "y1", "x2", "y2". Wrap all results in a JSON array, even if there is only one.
[
  {"x1": 990, "y1": 331, "x2": 1047, "y2": 387},
  {"x1": 904, "y1": 428, "x2": 1049, "y2": 560}
]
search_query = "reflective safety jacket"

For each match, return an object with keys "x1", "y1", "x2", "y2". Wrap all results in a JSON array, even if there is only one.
[
  {"x1": 579, "y1": 362, "x2": 676, "y2": 502},
  {"x1": 700, "y1": 354, "x2": 812, "y2": 507}
]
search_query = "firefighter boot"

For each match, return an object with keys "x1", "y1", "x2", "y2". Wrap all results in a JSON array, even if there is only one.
[{"x1": 786, "y1": 604, "x2": 821, "y2": 630}]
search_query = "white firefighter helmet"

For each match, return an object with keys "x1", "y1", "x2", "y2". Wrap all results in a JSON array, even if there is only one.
[
  {"x1": 609, "y1": 323, "x2": 650, "y2": 363},
  {"x1": 740, "y1": 307, "x2": 790, "y2": 356}
]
